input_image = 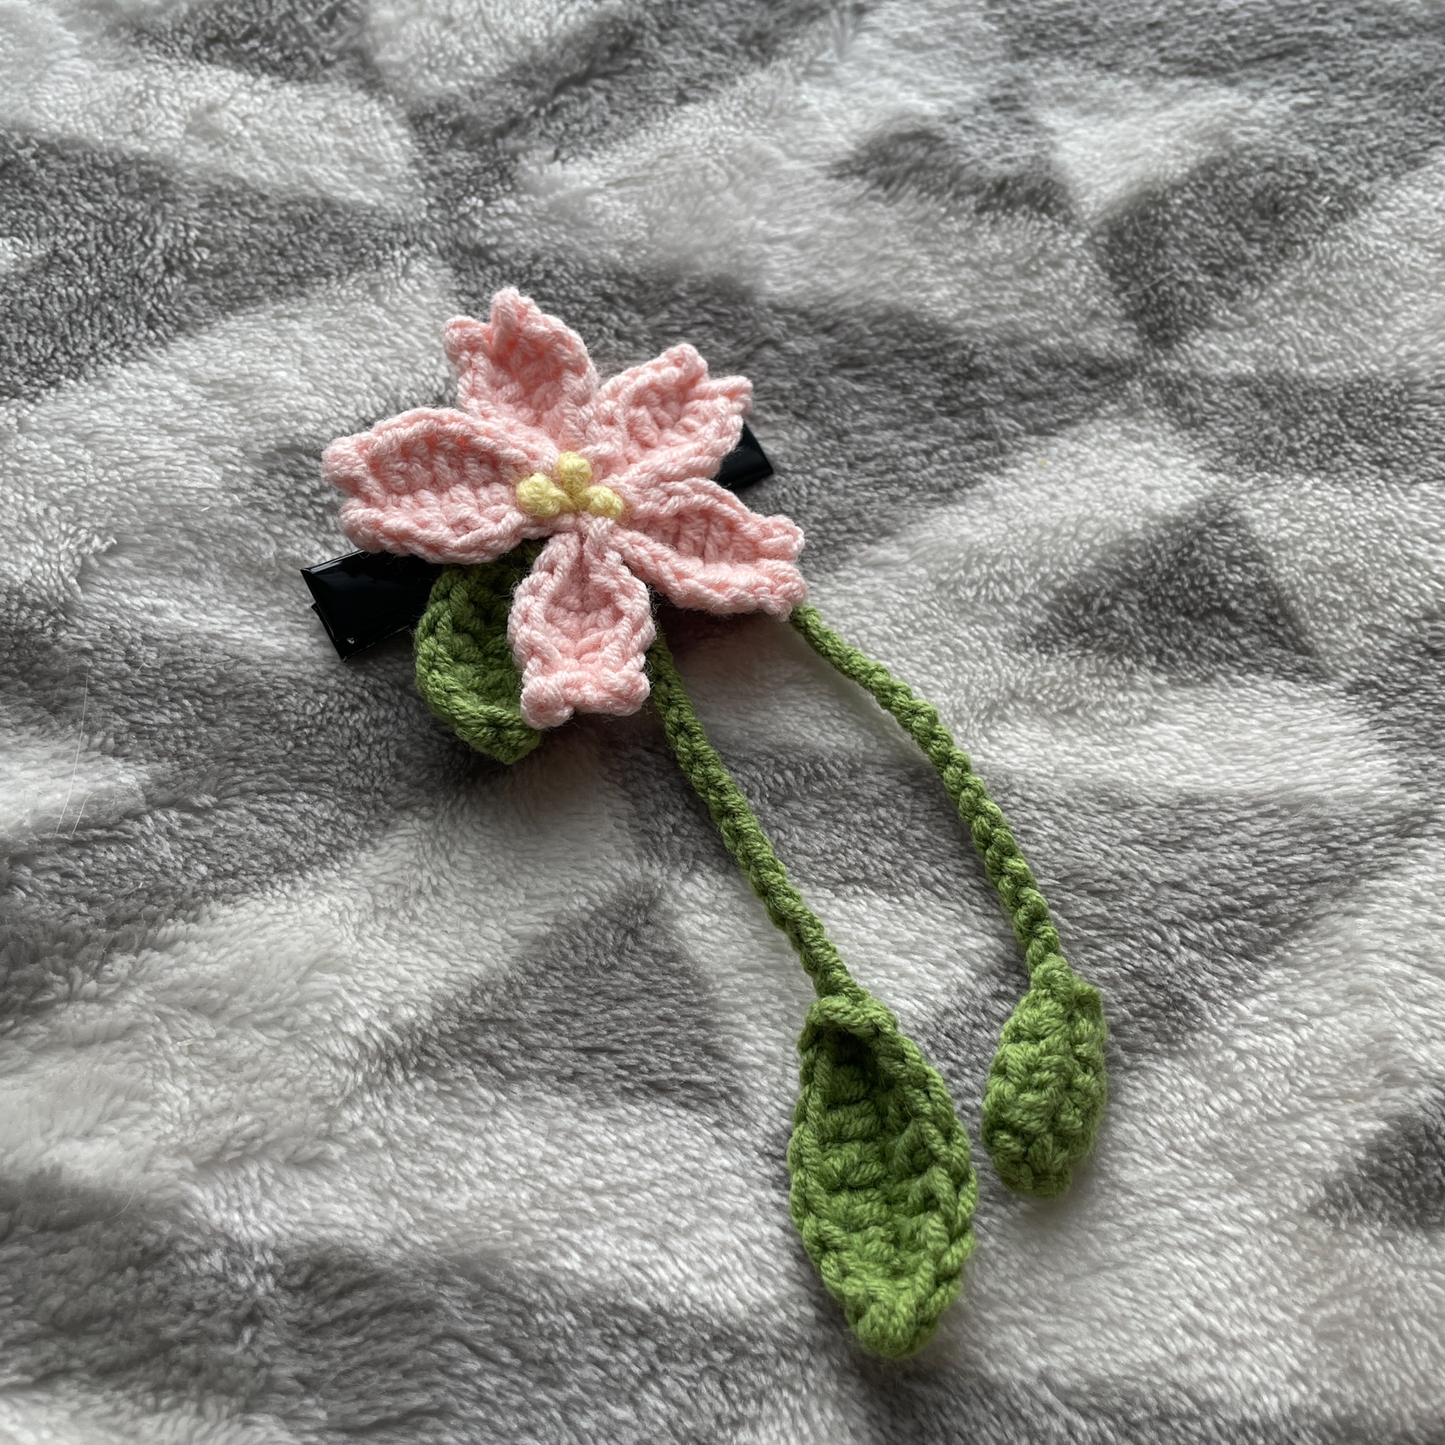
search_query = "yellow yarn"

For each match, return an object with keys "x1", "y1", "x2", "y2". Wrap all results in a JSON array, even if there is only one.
[
  {"x1": 579, "y1": 485, "x2": 625, "y2": 520},
  {"x1": 516, "y1": 474, "x2": 569, "y2": 519},
  {"x1": 555, "y1": 451, "x2": 593, "y2": 494},
  {"x1": 516, "y1": 452, "x2": 624, "y2": 520}
]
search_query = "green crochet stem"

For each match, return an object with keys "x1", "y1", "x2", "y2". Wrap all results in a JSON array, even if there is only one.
[
  {"x1": 788, "y1": 603, "x2": 1107, "y2": 1201},
  {"x1": 646, "y1": 629, "x2": 977, "y2": 1360}
]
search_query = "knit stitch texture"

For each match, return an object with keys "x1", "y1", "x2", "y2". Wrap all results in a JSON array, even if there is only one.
[
  {"x1": 322, "y1": 292, "x2": 807, "y2": 729},
  {"x1": 414, "y1": 548, "x2": 544, "y2": 766}
]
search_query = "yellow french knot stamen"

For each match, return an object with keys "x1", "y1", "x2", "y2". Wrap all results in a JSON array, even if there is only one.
[
  {"x1": 578, "y1": 485, "x2": 625, "y2": 521},
  {"x1": 554, "y1": 452, "x2": 593, "y2": 497},
  {"x1": 516, "y1": 474, "x2": 569, "y2": 520},
  {"x1": 517, "y1": 452, "x2": 624, "y2": 521}
]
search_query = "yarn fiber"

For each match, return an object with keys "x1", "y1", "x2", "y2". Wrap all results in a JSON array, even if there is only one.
[
  {"x1": 414, "y1": 548, "x2": 543, "y2": 765},
  {"x1": 789, "y1": 604, "x2": 1107, "y2": 1200},
  {"x1": 647, "y1": 631, "x2": 977, "y2": 1360},
  {"x1": 324, "y1": 292, "x2": 806, "y2": 731},
  {"x1": 410, "y1": 545, "x2": 1103, "y2": 1349}
]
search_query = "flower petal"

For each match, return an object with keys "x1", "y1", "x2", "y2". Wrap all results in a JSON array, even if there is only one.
[
  {"x1": 589, "y1": 344, "x2": 750, "y2": 490},
  {"x1": 444, "y1": 289, "x2": 598, "y2": 448},
  {"x1": 509, "y1": 522, "x2": 655, "y2": 729},
  {"x1": 610, "y1": 478, "x2": 807, "y2": 615},
  {"x1": 322, "y1": 408, "x2": 545, "y2": 565}
]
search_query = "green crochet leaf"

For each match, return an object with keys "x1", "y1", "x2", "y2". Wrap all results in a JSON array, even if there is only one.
[
  {"x1": 414, "y1": 547, "x2": 543, "y2": 765},
  {"x1": 981, "y1": 956, "x2": 1107, "y2": 1199},
  {"x1": 788, "y1": 990, "x2": 978, "y2": 1360}
]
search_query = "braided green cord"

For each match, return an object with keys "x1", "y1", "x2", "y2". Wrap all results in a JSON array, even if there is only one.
[
  {"x1": 647, "y1": 630, "x2": 977, "y2": 1360},
  {"x1": 647, "y1": 638, "x2": 853, "y2": 1003},
  {"x1": 789, "y1": 603, "x2": 1107, "y2": 1201}
]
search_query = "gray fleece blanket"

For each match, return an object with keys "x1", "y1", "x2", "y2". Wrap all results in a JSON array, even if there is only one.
[{"x1": 3, "y1": 0, "x2": 1444, "y2": 1440}]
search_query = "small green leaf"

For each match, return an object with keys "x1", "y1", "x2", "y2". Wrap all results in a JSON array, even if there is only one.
[
  {"x1": 788, "y1": 989, "x2": 978, "y2": 1359},
  {"x1": 414, "y1": 547, "x2": 543, "y2": 765},
  {"x1": 981, "y1": 957, "x2": 1107, "y2": 1199}
]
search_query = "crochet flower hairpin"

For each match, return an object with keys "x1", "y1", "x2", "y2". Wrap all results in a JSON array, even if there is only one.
[{"x1": 315, "y1": 289, "x2": 1107, "y2": 1359}]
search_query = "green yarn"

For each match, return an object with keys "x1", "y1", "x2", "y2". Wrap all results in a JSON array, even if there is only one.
[
  {"x1": 647, "y1": 630, "x2": 977, "y2": 1360},
  {"x1": 788, "y1": 603, "x2": 1107, "y2": 1201},
  {"x1": 414, "y1": 546, "x2": 543, "y2": 766},
  {"x1": 409, "y1": 538, "x2": 1103, "y2": 1331}
]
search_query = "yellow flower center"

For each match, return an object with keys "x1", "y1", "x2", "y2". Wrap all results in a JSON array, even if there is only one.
[{"x1": 516, "y1": 452, "x2": 624, "y2": 522}]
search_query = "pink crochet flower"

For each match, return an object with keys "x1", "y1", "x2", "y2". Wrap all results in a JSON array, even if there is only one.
[{"x1": 322, "y1": 289, "x2": 806, "y2": 730}]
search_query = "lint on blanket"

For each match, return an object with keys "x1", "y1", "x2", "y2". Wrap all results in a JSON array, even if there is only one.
[{"x1": 306, "y1": 289, "x2": 1108, "y2": 1360}]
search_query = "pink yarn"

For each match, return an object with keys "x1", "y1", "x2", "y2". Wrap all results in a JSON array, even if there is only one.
[{"x1": 323, "y1": 289, "x2": 806, "y2": 730}]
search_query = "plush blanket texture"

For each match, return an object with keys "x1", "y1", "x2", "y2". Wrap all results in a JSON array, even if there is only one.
[{"x1": 3, "y1": 0, "x2": 1444, "y2": 1439}]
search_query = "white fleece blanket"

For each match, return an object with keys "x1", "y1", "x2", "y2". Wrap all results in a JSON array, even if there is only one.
[{"x1": 2, "y1": 0, "x2": 1443, "y2": 1440}]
